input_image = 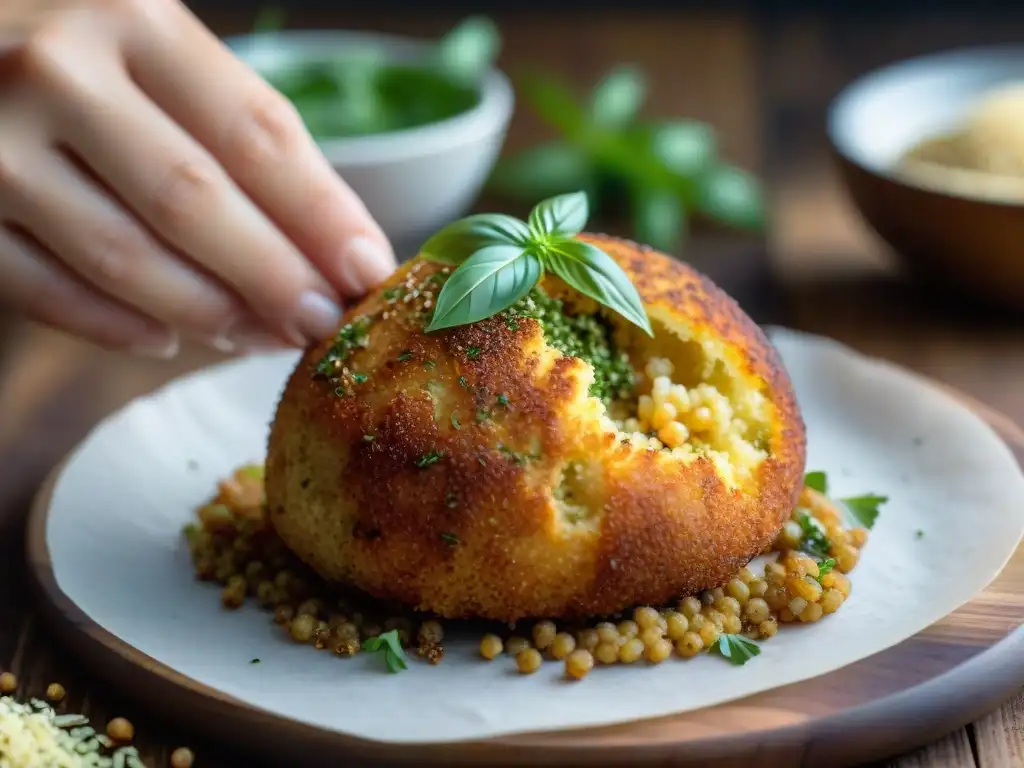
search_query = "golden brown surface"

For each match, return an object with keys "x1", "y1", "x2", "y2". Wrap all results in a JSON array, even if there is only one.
[{"x1": 265, "y1": 234, "x2": 806, "y2": 621}]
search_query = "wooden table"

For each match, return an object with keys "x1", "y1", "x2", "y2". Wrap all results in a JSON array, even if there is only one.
[{"x1": 2, "y1": 7, "x2": 1023, "y2": 767}]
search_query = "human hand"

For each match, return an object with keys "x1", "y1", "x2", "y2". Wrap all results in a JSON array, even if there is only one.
[{"x1": 0, "y1": 0, "x2": 396, "y2": 357}]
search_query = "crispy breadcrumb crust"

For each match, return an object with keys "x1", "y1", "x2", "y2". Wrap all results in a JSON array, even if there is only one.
[{"x1": 265, "y1": 234, "x2": 806, "y2": 621}]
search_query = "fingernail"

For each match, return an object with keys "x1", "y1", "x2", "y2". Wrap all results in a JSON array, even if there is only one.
[
  {"x1": 339, "y1": 235, "x2": 396, "y2": 294},
  {"x1": 211, "y1": 320, "x2": 290, "y2": 355},
  {"x1": 292, "y1": 291, "x2": 342, "y2": 343},
  {"x1": 132, "y1": 331, "x2": 180, "y2": 360}
]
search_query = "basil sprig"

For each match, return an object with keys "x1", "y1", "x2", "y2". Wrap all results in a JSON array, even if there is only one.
[{"x1": 421, "y1": 192, "x2": 652, "y2": 336}]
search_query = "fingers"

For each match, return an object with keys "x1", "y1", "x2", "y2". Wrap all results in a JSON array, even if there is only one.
[
  {"x1": 123, "y1": 1, "x2": 396, "y2": 297},
  {"x1": 53, "y1": 71, "x2": 343, "y2": 347},
  {"x1": 0, "y1": 226, "x2": 178, "y2": 357},
  {"x1": 4, "y1": 148, "x2": 254, "y2": 346}
]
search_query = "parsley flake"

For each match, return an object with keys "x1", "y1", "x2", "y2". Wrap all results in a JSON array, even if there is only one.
[
  {"x1": 383, "y1": 286, "x2": 404, "y2": 300},
  {"x1": 915, "y1": 529, "x2": 925, "y2": 539},
  {"x1": 450, "y1": 413, "x2": 461, "y2": 430},
  {"x1": 398, "y1": 350, "x2": 414, "y2": 362},
  {"x1": 250, "y1": 658, "x2": 261, "y2": 664},
  {"x1": 352, "y1": 373, "x2": 369, "y2": 384},
  {"x1": 362, "y1": 629, "x2": 409, "y2": 674},
  {"x1": 804, "y1": 470, "x2": 828, "y2": 494},
  {"x1": 715, "y1": 634, "x2": 761, "y2": 666},
  {"x1": 840, "y1": 494, "x2": 887, "y2": 530},
  {"x1": 496, "y1": 393, "x2": 510, "y2": 407},
  {"x1": 362, "y1": 434, "x2": 376, "y2": 443},
  {"x1": 458, "y1": 375, "x2": 470, "y2": 389},
  {"x1": 796, "y1": 511, "x2": 831, "y2": 559},
  {"x1": 816, "y1": 558, "x2": 835, "y2": 582},
  {"x1": 424, "y1": 360, "x2": 437, "y2": 369},
  {"x1": 467, "y1": 346, "x2": 482, "y2": 360},
  {"x1": 333, "y1": 386, "x2": 346, "y2": 397},
  {"x1": 416, "y1": 449, "x2": 446, "y2": 468},
  {"x1": 441, "y1": 531, "x2": 459, "y2": 545}
]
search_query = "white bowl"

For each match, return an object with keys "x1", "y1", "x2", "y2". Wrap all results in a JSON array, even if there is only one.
[{"x1": 226, "y1": 30, "x2": 514, "y2": 256}]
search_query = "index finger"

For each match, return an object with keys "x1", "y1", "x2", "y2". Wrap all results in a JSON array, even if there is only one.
[{"x1": 124, "y1": 1, "x2": 396, "y2": 298}]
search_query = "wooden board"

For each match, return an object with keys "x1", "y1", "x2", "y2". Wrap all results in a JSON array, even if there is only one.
[{"x1": 24, "y1": 387, "x2": 1024, "y2": 768}]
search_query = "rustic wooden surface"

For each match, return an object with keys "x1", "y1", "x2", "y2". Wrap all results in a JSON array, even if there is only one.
[{"x1": 2, "y1": 7, "x2": 1024, "y2": 767}]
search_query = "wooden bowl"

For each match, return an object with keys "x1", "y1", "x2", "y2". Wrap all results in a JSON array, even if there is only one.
[{"x1": 828, "y1": 46, "x2": 1024, "y2": 311}]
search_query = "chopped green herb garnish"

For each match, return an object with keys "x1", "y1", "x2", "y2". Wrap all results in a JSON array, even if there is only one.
[
  {"x1": 804, "y1": 470, "x2": 827, "y2": 494},
  {"x1": 498, "y1": 444, "x2": 528, "y2": 465},
  {"x1": 441, "y1": 531, "x2": 459, "y2": 545},
  {"x1": 816, "y1": 558, "x2": 835, "y2": 582},
  {"x1": 398, "y1": 350, "x2": 414, "y2": 362},
  {"x1": 416, "y1": 449, "x2": 446, "y2": 468},
  {"x1": 796, "y1": 511, "x2": 831, "y2": 559},
  {"x1": 467, "y1": 346, "x2": 482, "y2": 360},
  {"x1": 424, "y1": 360, "x2": 437, "y2": 369},
  {"x1": 478, "y1": 457, "x2": 487, "y2": 466},
  {"x1": 715, "y1": 634, "x2": 760, "y2": 666},
  {"x1": 444, "y1": 493, "x2": 459, "y2": 510},
  {"x1": 362, "y1": 434, "x2": 376, "y2": 443},
  {"x1": 915, "y1": 529, "x2": 925, "y2": 539},
  {"x1": 476, "y1": 409, "x2": 489, "y2": 423},
  {"x1": 507, "y1": 289, "x2": 635, "y2": 405},
  {"x1": 383, "y1": 286, "x2": 404, "y2": 300},
  {"x1": 362, "y1": 629, "x2": 408, "y2": 673},
  {"x1": 496, "y1": 393, "x2": 510, "y2": 406},
  {"x1": 841, "y1": 494, "x2": 887, "y2": 530},
  {"x1": 352, "y1": 373, "x2": 369, "y2": 384},
  {"x1": 314, "y1": 315, "x2": 371, "y2": 378},
  {"x1": 333, "y1": 386, "x2": 345, "y2": 397},
  {"x1": 250, "y1": 658, "x2": 261, "y2": 664},
  {"x1": 450, "y1": 413, "x2": 461, "y2": 430},
  {"x1": 458, "y1": 375, "x2": 470, "y2": 389}
]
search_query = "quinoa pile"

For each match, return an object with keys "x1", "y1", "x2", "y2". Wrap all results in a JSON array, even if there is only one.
[{"x1": 183, "y1": 465, "x2": 874, "y2": 679}]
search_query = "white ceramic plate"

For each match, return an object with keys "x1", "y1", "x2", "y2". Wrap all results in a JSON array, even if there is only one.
[{"x1": 40, "y1": 327, "x2": 1024, "y2": 744}]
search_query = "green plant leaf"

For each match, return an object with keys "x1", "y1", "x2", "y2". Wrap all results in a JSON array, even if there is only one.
[
  {"x1": 252, "y1": 6, "x2": 286, "y2": 33},
  {"x1": 696, "y1": 165, "x2": 765, "y2": 230},
  {"x1": 425, "y1": 246, "x2": 542, "y2": 332},
  {"x1": 715, "y1": 634, "x2": 761, "y2": 665},
  {"x1": 434, "y1": 15, "x2": 501, "y2": 85},
  {"x1": 804, "y1": 471, "x2": 828, "y2": 495},
  {"x1": 590, "y1": 65, "x2": 646, "y2": 131},
  {"x1": 487, "y1": 142, "x2": 594, "y2": 201},
  {"x1": 545, "y1": 239, "x2": 652, "y2": 335},
  {"x1": 650, "y1": 120, "x2": 717, "y2": 176},
  {"x1": 527, "y1": 191, "x2": 589, "y2": 238},
  {"x1": 632, "y1": 186, "x2": 685, "y2": 253},
  {"x1": 420, "y1": 214, "x2": 531, "y2": 265},
  {"x1": 518, "y1": 72, "x2": 587, "y2": 137},
  {"x1": 840, "y1": 494, "x2": 887, "y2": 530}
]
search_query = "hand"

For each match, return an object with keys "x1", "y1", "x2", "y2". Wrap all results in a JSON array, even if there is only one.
[{"x1": 0, "y1": 0, "x2": 396, "y2": 357}]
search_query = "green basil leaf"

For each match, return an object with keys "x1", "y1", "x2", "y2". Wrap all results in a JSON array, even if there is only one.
[
  {"x1": 804, "y1": 471, "x2": 828, "y2": 495},
  {"x1": 487, "y1": 142, "x2": 594, "y2": 202},
  {"x1": 434, "y1": 15, "x2": 501, "y2": 85},
  {"x1": 650, "y1": 120, "x2": 716, "y2": 177},
  {"x1": 420, "y1": 214, "x2": 531, "y2": 265},
  {"x1": 632, "y1": 186, "x2": 685, "y2": 253},
  {"x1": 425, "y1": 246, "x2": 542, "y2": 331},
  {"x1": 696, "y1": 165, "x2": 765, "y2": 230},
  {"x1": 590, "y1": 65, "x2": 646, "y2": 131},
  {"x1": 527, "y1": 191, "x2": 589, "y2": 238},
  {"x1": 545, "y1": 239, "x2": 652, "y2": 336},
  {"x1": 518, "y1": 73, "x2": 587, "y2": 137}
]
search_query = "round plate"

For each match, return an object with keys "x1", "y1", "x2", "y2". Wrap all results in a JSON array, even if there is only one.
[{"x1": 26, "y1": 350, "x2": 1024, "y2": 768}]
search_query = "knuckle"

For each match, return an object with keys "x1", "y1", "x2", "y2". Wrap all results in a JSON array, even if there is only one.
[
  {"x1": 82, "y1": 222, "x2": 148, "y2": 287},
  {"x1": 149, "y1": 159, "x2": 220, "y2": 233},
  {"x1": 231, "y1": 91, "x2": 304, "y2": 167}
]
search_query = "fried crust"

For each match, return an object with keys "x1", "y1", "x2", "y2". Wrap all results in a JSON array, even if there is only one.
[{"x1": 265, "y1": 234, "x2": 806, "y2": 621}]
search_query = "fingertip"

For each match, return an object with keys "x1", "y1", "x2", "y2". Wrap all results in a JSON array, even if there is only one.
[{"x1": 336, "y1": 234, "x2": 397, "y2": 297}]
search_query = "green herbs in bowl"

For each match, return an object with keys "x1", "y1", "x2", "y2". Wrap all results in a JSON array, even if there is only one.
[{"x1": 252, "y1": 16, "x2": 500, "y2": 141}]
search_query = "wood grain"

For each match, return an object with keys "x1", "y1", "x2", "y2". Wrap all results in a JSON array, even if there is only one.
[{"x1": 23, "y1": 381, "x2": 1024, "y2": 768}]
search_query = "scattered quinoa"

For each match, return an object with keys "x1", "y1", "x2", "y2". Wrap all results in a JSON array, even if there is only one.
[
  {"x1": 184, "y1": 466, "x2": 876, "y2": 681},
  {"x1": 45, "y1": 683, "x2": 65, "y2": 703},
  {"x1": 170, "y1": 747, "x2": 195, "y2": 768},
  {"x1": 106, "y1": 717, "x2": 134, "y2": 743}
]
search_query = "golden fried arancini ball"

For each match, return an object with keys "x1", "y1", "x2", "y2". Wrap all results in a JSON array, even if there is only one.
[{"x1": 265, "y1": 234, "x2": 806, "y2": 622}]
